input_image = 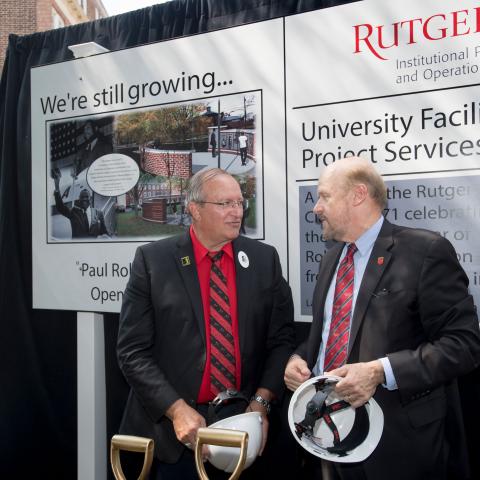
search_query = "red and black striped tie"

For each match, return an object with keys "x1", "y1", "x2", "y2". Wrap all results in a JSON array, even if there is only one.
[
  {"x1": 324, "y1": 243, "x2": 357, "y2": 372},
  {"x1": 209, "y1": 251, "x2": 236, "y2": 395}
]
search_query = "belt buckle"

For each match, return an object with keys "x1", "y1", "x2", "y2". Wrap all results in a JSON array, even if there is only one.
[{"x1": 211, "y1": 389, "x2": 239, "y2": 407}]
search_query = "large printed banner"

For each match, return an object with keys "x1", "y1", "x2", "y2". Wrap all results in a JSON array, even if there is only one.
[
  {"x1": 32, "y1": 0, "x2": 480, "y2": 316},
  {"x1": 286, "y1": 0, "x2": 480, "y2": 320},
  {"x1": 32, "y1": 21, "x2": 285, "y2": 312}
]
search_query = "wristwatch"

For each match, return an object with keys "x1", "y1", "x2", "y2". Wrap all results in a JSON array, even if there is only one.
[{"x1": 251, "y1": 394, "x2": 271, "y2": 414}]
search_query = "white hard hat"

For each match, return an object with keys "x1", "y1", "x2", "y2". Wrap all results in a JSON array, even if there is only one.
[
  {"x1": 207, "y1": 411, "x2": 263, "y2": 472},
  {"x1": 288, "y1": 375, "x2": 384, "y2": 463}
]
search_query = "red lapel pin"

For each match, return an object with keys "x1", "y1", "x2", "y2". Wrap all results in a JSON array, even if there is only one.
[{"x1": 377, "y1": 257, "x2": 384, "y2": 265}]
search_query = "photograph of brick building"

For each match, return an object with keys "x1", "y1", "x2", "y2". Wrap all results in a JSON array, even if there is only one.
[{"x1": 115, "y1": 91, "x2": 262, "y2": 239}]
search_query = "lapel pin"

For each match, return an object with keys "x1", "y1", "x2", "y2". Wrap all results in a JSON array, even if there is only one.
[
  {"x1": 238, "y1": 251, "x2": 249, "y2": 268},
  {"x1": 377, "y1": 257, "x2": 384, "y2": 265},
  {"x1": 181, "y1": 256, "x2": 191, "y2": 266}
]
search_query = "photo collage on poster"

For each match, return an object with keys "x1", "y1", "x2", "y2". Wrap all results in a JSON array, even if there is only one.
[{"x1": 48, "y1": 91, "x2": 263, "y2": 243}]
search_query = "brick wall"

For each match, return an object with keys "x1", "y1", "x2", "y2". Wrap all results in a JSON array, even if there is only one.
[
  {"x1": 37, "y1": 0, "x2": 55, "y2": 32},
  {"x1": 143, "y1": 150, "x2": 193, "y2": 179},
  {"x1": 0, "y1": 0, "x2": 36, "y2": 68}
]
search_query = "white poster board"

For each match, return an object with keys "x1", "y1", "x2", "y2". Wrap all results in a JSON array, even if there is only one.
[
  {"x1": 286, "y1": 0, "x2": 480, "y2": 320},
  {"x1": 32, "y1": 0, "x2": 480, "y2": 318},
  {"x1": 32, "y1": 20, "x2": 285, "y2": 312}
]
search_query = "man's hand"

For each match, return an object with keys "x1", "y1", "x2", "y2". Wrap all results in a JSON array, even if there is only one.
[
  {"x1": 166, "y1": 399, "x2": 206, "y2": 447},
  {"x1": 327, "y1": 360, "x2": 384, "y2": 408},
  {"x1": 284, "y1": 355, "x2": 311, "y2": 392}
]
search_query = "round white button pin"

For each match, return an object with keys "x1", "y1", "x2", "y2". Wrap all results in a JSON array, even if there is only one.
[{"x1": 238, "y1": 251, "x2": 249, "y2": 268}]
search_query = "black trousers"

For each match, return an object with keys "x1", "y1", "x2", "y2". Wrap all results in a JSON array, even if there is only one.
[{"x1": 240, "y1": 147, "x2": 247, "y2": 164}]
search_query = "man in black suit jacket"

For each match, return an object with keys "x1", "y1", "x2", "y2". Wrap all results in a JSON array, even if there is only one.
[
  {"x1": 285, "y1": 157, "x2": 480, "y2": 480},
  {"x1": 118, "y1": 168, "x2": 294, "y2": 479}
]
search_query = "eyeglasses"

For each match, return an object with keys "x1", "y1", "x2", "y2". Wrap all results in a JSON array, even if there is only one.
[{"x1": 197, "y1": 200, "x2": 246, "y2": 209}]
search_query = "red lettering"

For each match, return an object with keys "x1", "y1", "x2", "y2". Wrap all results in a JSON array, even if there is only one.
[
  {"x1": 423, "y1": 14, "x2": 447, "y2": 41},
  {"x1": 452, "y1": 9, "x2": 470, "y2": 36},
  {"x1": 353, "y1": 8, "x2": 480, "y2": 60},
  {"x1": 400, "y1": 18, "x2": 423, "y2": 44},
  {"x1": 377, "y1": 22, "x2": 399, "y2": 49},
  {"x1": 353, "y1": 23, "x2": 388, "y2": 60}
]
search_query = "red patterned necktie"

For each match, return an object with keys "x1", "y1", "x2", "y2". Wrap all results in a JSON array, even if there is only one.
[
  {"x1": 208, "y1": 251, "x2": 236, "y2": 395},
  {"x1": 324, "y1": 243, "x2": 357, "y2": 372}
]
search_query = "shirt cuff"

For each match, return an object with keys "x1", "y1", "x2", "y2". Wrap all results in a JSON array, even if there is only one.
[{"x1": 379, "y1": 357, "x2": 398, "y2": 391}]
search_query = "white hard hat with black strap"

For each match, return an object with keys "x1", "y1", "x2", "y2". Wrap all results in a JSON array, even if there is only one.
[{"x1": 288, "y1": 375, "x2": 384, "y2": 463}]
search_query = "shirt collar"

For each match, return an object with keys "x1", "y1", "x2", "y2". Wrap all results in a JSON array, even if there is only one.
[
  {"x1": 189, "y1": 225, "x2": 234, "y2": 262},
  {"x1": 352, "y1": 215, "x2": 384, "y2": 256}
]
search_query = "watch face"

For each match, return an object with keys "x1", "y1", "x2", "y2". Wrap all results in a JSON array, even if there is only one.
[{"x1": 253, "y1": 395, "x2": 270, "y2": 412}]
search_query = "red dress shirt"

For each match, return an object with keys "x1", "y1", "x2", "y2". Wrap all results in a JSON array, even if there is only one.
[{"x1": 190, "y1": 226, "x2": 242, "y2": 403}]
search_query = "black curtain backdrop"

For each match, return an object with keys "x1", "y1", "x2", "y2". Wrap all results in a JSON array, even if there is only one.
[{"x1": 1, "y1": 0, "x2": 478, "y2": 479}]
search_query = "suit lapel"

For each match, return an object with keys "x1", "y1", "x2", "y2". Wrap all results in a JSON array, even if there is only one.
[
  {"x1": 174, "y1": 232, "x2": 206, "y2": 344},
  {"x1": 348, "y1": 221, "x2": 394, "y2": 357},
  {"x1": 232, "y1": 237, "x2": 251, "y2": 355}
]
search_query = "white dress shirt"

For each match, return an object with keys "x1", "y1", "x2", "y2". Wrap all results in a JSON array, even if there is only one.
[{"x1": 312, "y1": 215, "x2": 397, "y2": 390}]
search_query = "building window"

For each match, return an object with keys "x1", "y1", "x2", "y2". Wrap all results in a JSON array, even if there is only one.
[{"x1": 52, "y1": 8, "x2": 65, "y2": 29}]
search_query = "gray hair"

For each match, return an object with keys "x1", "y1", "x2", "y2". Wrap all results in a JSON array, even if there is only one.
[
  {"x1": 185, "y1": 168, "x2": 230, "y2": 211},
  {"x1": 332, "y1": 157, "x2": 387, "y2": 210},
  {"x1": 343, "y1": 163, "x2": 387, "y2": 210}
]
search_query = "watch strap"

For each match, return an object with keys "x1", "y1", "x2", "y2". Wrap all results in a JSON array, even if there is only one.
[{"x1": 251, "y1": 394, "x2": 271, "y2": 414}]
